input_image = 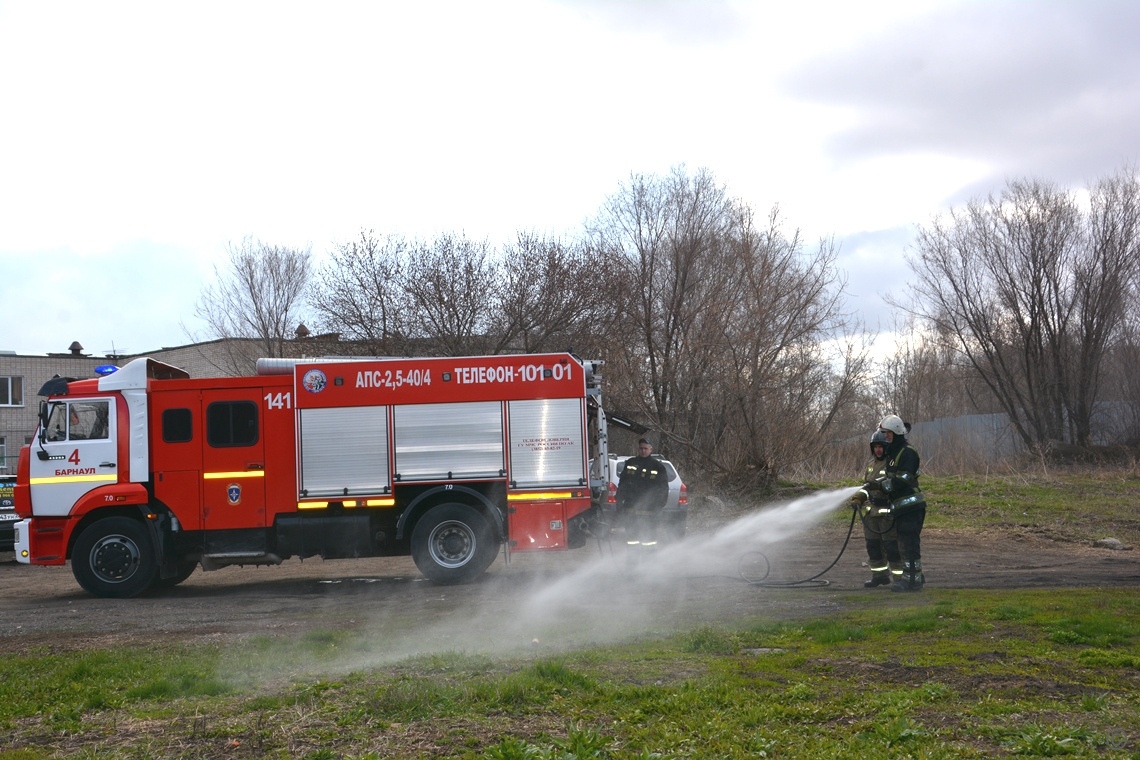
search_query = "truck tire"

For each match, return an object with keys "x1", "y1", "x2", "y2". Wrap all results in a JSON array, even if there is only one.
[
  {"x1": 72, "y1": 516, "x2": 158, "y2": 598},
  {"x1": 411, "y1": 503, "x2": 498, "y2": 585},
  {"x1": 151, "y1": 561, "x2": 198, "y2": 590}
]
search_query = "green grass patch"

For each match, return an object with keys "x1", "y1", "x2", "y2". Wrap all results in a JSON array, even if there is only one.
[
  {"x1": 0, "y1": 643, "x2": 230, "y2": 728},
  {"x1": 924, "y1": 471, "x2": 1140, "y2": 546},
  {"x1": 3, "y1": 587, "x2": 1138, "y2": 758}
]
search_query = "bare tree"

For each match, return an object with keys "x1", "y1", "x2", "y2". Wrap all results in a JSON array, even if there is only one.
[
  {"x1": 489, "y1": 232, "x2": 619, "y2": 356},
  {"x1": 1071, "y1": 168, "x2": 1140, "y2": 444},
  {"x1": 907, "y1": 169, "x2": 1140, "y2": 450},
  {"x1": 590, "y1": 166, "x2": 859, "y2": 484},
  {"x1": 401, "y1": 233, "x2": 499, "y2": 356},
  {"x1": 309, "y1": 230, "x2": 410, "y2": 355},
  {"x1": 591, "y1": 167, "x2": 739, "y2": 428},
  {"x1": 873, "y1": 316, "x2": 987, "y2": 423},
  {"x1": 712, "y1": 206, "x2": 863, "y2": 481},
  {"x1": 1107, "y1": 322, "x2": 1140, "y2": 445},
  {"x1": 1092, "y1": 168, "x2": 1140, "y2": 445},
  {"x1": 192, "y1": 237, "x2": 312, "y2": 372}
]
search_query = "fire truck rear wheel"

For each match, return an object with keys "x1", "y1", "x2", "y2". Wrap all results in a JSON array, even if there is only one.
[
  {"x1": 72, "y1": 516, "x2": 158, "y2": 598},
  {"x1": 411, "y1": 504, "x2": 498, "y2": 585}
]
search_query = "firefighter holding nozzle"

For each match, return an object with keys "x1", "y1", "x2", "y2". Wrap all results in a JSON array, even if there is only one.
[
  {"x1": 849, "y1": 430, "x2": 902, "y2": 587},
  {"x1": 616, "y1": 438, "x2": 670, "y2": 552},
  {"x1": 850, "y1": 415, "x2": 927, "y2": 591}
]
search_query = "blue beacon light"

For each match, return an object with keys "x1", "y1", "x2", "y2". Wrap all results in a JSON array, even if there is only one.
[{"x1": 94, "y1": 365, "x2": 119, "y2": 376}]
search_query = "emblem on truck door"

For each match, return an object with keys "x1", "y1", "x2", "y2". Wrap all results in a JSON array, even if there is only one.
[{"x1": 227, "y1": 484, "x2": 242, "y2": 505}]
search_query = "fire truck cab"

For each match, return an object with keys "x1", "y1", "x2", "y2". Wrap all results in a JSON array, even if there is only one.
[{"x1": 13, "y1": 352, "x2": 609, "y2": 598}]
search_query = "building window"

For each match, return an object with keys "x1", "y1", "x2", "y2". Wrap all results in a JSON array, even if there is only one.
[
  {"x1": 0, "y1": 436, "x2": 7, "y2": 474},
  {"x1": 0, "y1": 376, "x2": 22, "y2": 407}
]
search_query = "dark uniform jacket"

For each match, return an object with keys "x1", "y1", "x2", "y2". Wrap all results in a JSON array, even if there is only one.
[
  {"x1": 880, "y1": 436, "x2": 926, "y2": 514},
  {"x1": 616, "y1": 455, "x2": 670, "y2": 513}
]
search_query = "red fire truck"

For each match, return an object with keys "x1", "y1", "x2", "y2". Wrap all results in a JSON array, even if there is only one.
[{"x1": 13, "y1": 352, "x2": 610, "y2": 597}]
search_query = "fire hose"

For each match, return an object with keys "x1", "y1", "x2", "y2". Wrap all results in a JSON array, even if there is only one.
[{"x1": 736, "y1": 503, "x2": 866, "y2": 588}]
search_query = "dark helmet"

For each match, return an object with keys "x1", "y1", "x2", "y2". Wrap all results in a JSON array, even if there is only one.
[{"x1": 869, "y1": 430, "x2": 889, "y2": 458}]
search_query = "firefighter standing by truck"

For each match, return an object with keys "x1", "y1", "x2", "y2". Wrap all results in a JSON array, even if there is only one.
[
  {"x1": 616, "y1": 438, "x2": 670, "y2": 551},
  {"x1": 849, "y1": 429, "x2": 903, "y2": 587},
  {"x1": 876, "y1": 415, "x2": 926, "y2": 592}
]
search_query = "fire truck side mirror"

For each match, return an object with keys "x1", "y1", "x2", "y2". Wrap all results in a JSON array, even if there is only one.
[
  {"x1": 38, "y1": 401, "x2": 49, "y2": 444},
  {"x1": 38, "y1": 401, "x2": 63, "y2": 446}
]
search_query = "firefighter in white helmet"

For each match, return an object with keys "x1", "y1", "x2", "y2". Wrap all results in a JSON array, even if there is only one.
[
  {"x1": 849, "y1": 429, "x2": 902, "y2": 587},
  {"x1": 876, "y1": 414, "x2": 926, "y2": 591}
]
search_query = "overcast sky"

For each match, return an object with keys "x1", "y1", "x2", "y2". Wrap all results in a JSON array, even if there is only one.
[{"x1": 1, "y1": 0, "x2": 1137, "y2": 357}]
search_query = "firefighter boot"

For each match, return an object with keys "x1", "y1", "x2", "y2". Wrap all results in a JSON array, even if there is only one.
[
  {"x1": 891, "y1": 560, "x2": 924, "y2": 592},
  {"x1": 864, "y1": 572, "x2": 891, "y2": 588},
  {"x1": 887, "y1": 560, "x2": 905, "y2": 588},
  {"x1": 864, "y1": 560, "x2": 891, "y2": 587}
]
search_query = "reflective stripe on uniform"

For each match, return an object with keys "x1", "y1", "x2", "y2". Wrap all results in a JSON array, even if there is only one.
[{"x1": 891, "y1": 493, "x2": 925, "y2": 510}]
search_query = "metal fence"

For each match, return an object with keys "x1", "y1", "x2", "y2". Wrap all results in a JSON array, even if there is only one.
[{"x1": 905, "y1": 401, "x2": 1138, "y2": 469}]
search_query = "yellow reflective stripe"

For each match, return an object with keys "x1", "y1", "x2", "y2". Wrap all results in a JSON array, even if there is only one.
[
  {"x1": 29, "y1": 474, "x2": 117, "y2": 485},
  {"x1": 299, "y1": 497, "x2": 395, "y2": 510},
  {"x1": 203, "y1": 471, "x2": 266, "y2": 480},
  {"x1": 507, "y1": 491, "x2": 573, "y2": 501}
]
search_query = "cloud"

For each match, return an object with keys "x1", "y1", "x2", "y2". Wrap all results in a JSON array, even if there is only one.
[
  {"x1": 834, "y1": 226, "x2": 917, "y2": 329},
  {"x1": 2, "y1": 1, "x2": 1136, "y2": 356},
  {"x1": 784, "y1": 3, "x2": 1140, "y2": 182}
]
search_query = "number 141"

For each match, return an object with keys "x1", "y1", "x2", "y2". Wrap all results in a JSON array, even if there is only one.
[{"x1": 265, "y1": 392, "x2": 292, "y2": 410}]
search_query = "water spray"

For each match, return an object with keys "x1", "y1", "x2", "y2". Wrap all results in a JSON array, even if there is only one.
[
  {"x1": 691, "y1": 485, "x2": 863, "y2": 588},
  {"x1": 591, "y1": 486, "x2": 863, "y2": 587},
  {"x1": 735, "y1": 503, "x2": 859, "y2": 588}
]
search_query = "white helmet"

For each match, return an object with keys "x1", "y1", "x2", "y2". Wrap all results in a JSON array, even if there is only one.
[{"x1": 879, "y1": 414, "x2": 906, "y2": 435}]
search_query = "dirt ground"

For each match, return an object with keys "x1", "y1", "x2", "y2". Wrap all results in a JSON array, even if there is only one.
[{"x1": 2, "y1": 522, "x2": 1137, "y2": 658}]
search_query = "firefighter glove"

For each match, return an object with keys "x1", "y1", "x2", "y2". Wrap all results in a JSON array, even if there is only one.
[{"x1": 878, "y1": 476, "x2": 893, "y2": 493}]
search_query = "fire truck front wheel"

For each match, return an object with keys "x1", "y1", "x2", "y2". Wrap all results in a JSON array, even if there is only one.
[
  {"x1": 151, "y1": 560, "x2": 198, "y2": 590},
  {"x1": 411, "y1": 504, "x2": 498, "y2": 585},
  {"x1": 72, "y1": 517, "x2": 158, "y2": 598}
]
